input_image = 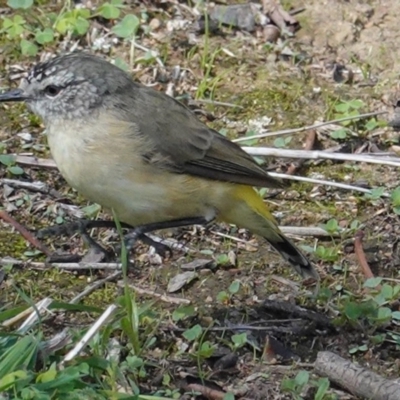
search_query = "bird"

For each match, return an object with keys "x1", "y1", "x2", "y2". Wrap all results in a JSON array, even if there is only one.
[{"x1": 0, "y1": 51, "x2": 319, "y2": 280}]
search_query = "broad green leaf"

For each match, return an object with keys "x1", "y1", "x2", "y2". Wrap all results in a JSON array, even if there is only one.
[
  {"x1": 35, "y1": 28, "x2": 54, "y2": 44},
  {"x1": 363, "y1": 277, "x2": 382, "y2": 288},
  {"x1": 228, "y1": 280, "x2": 240, "y2": 294},
  {"x1": 231, "y1": 332, "x2": 247, "y2": 347},
  {"x1": 36, "y1": 363, "x2": 57, "y2": 383},
  {"x1": 182, "y1": 324, "x2": 202, "y2": 341},
  {"x1": 335, "y1": 102, "x2": 350, "y2": 113},
  {"x1": 349, "y1": 99, "x2": 364, "y2": 109},
  {"x1": 315, "y1": 377, "x2": 330, "y2": 400},
  {"x1": 391, "y1": 311, "x2": 400, "y2": 320},
  {"x1": 7, "y1": 0, "x2": 33, "y2": 9},
  {"x1": 294, "y1": 370, "x2": 309, "y2": 386},
  {"x1": 344, "y1": 301, "x2": 363, "y2": 320},
  {"x1": 376, "y1": 306, "x2": 392, "y2": 321},
  {"x1": 74, "y1": 17, "x2": 90, "y2": 35},
  {"x1": 99, "y1": 3, "x2": 120, "y2": 19},
  {"x1": 0, "y1": 154, "x2": 14, "y2": 166},
  {"x1": 112, "y1": 14, "x2": 140, "y2": 38},
  {"x1": 8, "y1": 165, "x2": 24, "y2": 175},
  {"x1": 172, "y1": 305, "x2": 195, "y2": 322},
  {"x1": 20, "y1": 39, "x2": 38, "y2": 56}
]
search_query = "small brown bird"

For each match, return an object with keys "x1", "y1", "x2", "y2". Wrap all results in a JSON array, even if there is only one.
[{"x1": 0, "y1": 52, "x2": 318, "y2": 280}]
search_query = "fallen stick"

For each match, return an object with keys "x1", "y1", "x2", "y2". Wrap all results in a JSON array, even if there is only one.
[
  {"x1": 315, "y1": 351, "x2": 400, "y2": 400},
  {"x1": 242, "y1": 147, "x2": 400, "y2": 167},
  {"x1": 354, "y1": 230, "x2": 374, "y2": 279},
  {"x1": 0, "y1": 257, "x2": 122, "y2": 270},
  {"x1": 116, "y1": 280, "x2": 190, "y2": 305}
]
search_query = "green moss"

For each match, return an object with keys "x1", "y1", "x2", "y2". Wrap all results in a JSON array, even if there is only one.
[{"x1": 0, "y1": 230, "x2": 28, "y2": 258}]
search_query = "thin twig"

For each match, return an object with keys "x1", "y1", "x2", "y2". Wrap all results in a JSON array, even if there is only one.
[
  {"x1": 70, "y1": 271, "x2": 123, "y2": 304},
  {"x1": 14, "y1": 155, "x2": 57, "y2": 168},
  {"x1": 279, "y1": 226, "x2": 338, "y2": 237},
  {"x1": 233, "y1": 110, "x2": 387, "y2": 142},
  {"x1": 242, "y1": 147, "x2": 400, "y2": 168},
  {"x1": 2, "y1": 297, "x2": 53, "y2": 328},
  {"x1": 1, "y1": 178, "x2": 62, "y2": 198},
  {"x1": 268, "y1": 172, "x2": 389, "y2": 196},
  {"x1": 354, "y1": 230, "x2": 374, "y2": 279},
  {"x1": 117, "y1": 281, "x2": 190, "y2": 304},
  {"x1": 0, "y1": 257, "x2": 122, "y2": 270},
  {"x1": 60, "y1": 304, "x2": 117, "y2": 366},
  {"x1": 191, "y1": 98, "x2": 244, "y2": 109}
]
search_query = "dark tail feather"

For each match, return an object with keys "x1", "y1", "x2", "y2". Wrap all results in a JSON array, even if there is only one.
[{"x1": 267, "y1": 234, "x2": 319, "y2": 280}]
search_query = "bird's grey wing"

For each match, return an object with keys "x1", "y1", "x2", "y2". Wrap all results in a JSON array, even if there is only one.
[{"x1": 120, "y1": 83, "x2": 285, "y2": 188}]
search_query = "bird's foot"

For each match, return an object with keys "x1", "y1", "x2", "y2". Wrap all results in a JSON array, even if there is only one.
[{"x1": 38, "y1": 219, "x2": 173, "y2": 259}]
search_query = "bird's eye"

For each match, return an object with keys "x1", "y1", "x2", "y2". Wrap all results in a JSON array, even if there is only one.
[{"x1": 44, "y1": 85, "x2": 62, "y2": 97}]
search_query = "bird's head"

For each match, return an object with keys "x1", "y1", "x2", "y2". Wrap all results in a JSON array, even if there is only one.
[{"x1": 0, "y1": 52, "x2": 132, "y2": 122}]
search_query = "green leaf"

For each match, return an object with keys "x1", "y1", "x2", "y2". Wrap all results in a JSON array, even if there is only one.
[
  {"x1": 344, "y1": 301, "x2": 363, "y2": 320},
  {"x1": 228, "y1": 280, "x2": 240, "y2": 294},
  {"x1": 314, "y1": 377, "x2": 330, "y2": 400},
  {"x1": 0, "y1": 154, "x2": 15, "y2": 166},
  {"x1": 391, "y1": 187, "x2": 400, "y2": 207},
  {"x1": 238, "y1": 130, "x2": 258, "y2": 146},
  {"x1": 376, "y1": 306, "x2": 392, "y2": 322},
  {"x1": 391, "y1": 311, "x2": 400, "y2": 320},
  {"x1": 365, "y1": 118, "x2": 378, "y2": 131},
  {"x1": 74, "y1": 17, "x2": 90, "y2": 35},
  {"x1": 99, "y1": 3, "x2": 120, "y2": 19},
  {"x1": 349, "y1": 99, "x2": 364, "y2": 109},
  {"x1": 35, "y1": 28, "x2": 54, "y2": 44},
  {"x1": 335, "y1": 102, "x2": 350, "y2": 113},
  {"x1": 217, "y1": 291, "x2": 229, "y2": 302},
  {"x1": 0, "y1": 370, "x2": 30, "y2": 392},
  {"x1": 3, "y1": 15, "x2": 26, "y2": 38},
  {"x1": 182, "y1": 324, "x2": 202, "y2": 341},
  {"x1": 20, "y1": 39, "x2": 38, "y2": 56},
  {"x1": 294, "y1": 370, "x2": 309, "y2": 387},
  {"x1": 223, "y1": 393, "x2": 235, "y2": 400},
  {"x1": 365, "y1": 187, "x2": 385, "y2": 200},
  {"x1": 274, "y1": 137, "x2": 287, "y2": 148},
  {"x1": 81, "y1": 203, "x2": 101, "y2": 217},
  {"x1": 7, "y1": 0, "x2": 33, "y2": 9},
  {"x1": 363, "y1": 277, "x2": 382, "y2": 288},
  {"x1": 112, "y1": 14, "x2": 140, "y2": 38},
  {"x1": 324, "y1": 218, "x2": 339, "y2": 234},
  {"x1": 330, "y1": 127, "x2": 348, "y2": 139},
  {"x1": 36, "y1": 363, "x2": 57, "y2": 383},
  {"x1": 56, "y1": 10, "x2": 90, "y2": 36},
  {"x1": 172, "y1": 305, "x2": 195, "y2": 322},
  {"x1": 380, "y1": 284, "x2": 393, "y2": 300},
  {"x1": 231, "y1": 332, "x2": 247, "y2": 347},
  {"x1": 8, "y1": 165, "x2": 24, "y2": 175}
]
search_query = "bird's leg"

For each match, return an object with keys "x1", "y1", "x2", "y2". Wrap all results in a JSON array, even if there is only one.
[
  {"x1": 124, "y1": 217, "x2": 209, "y2": 253},
  {"x1": 38, "y1": 219, "x2": 173, "y2": 257},
  {"x1": 37, "y1": 220, "x2": 131, "y2": 238}
]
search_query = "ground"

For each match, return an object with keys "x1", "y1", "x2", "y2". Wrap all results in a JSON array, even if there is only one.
[{"x1": 1, "y1": 0, "x2": 400, "y2": 399}]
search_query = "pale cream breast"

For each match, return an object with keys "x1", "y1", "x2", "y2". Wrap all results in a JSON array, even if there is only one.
[{"x1": 45, "y1": 114, "x2": 231, "y2": 226}]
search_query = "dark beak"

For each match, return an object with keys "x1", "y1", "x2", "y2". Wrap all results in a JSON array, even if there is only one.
[{"x1": 0, "y1": 88, "x2": 27, "y2": 103}]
